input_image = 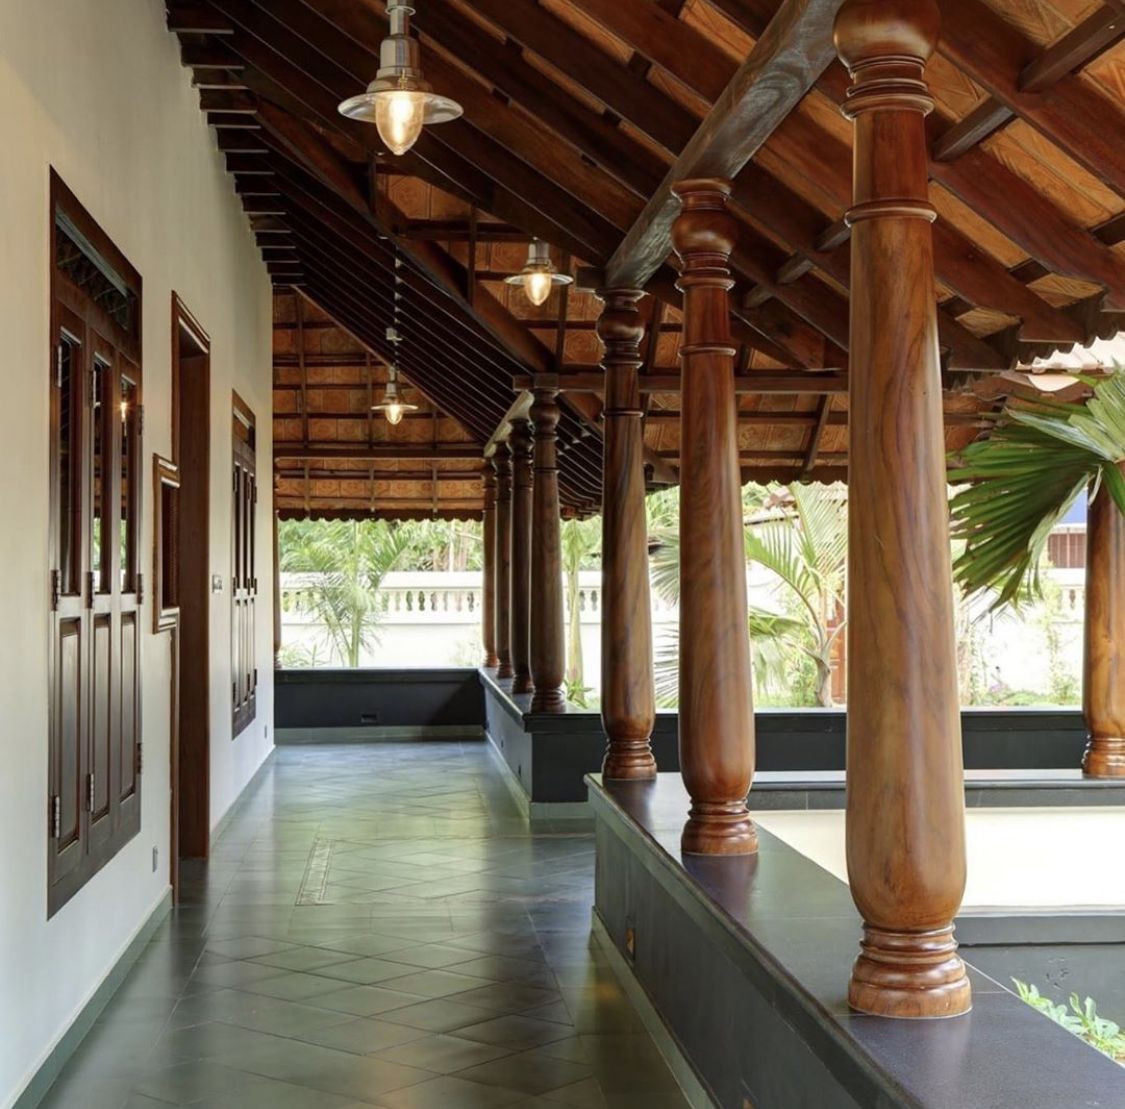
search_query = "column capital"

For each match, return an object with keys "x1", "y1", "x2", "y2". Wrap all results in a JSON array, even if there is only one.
[
  {"x1": 530, "y1": 387, "x2": 561, "y2": 438},
  {"x1": 482, "y1": 465, "x2": 497, "y2": 496},
  {"x1": 834, "y1": 0, "x2": 940, "y2": 73},
  {"x1": 509, "y1": 416, "x2": 534, "y2": 462},
  {"x1": 595, "y1": 288, "x2": 646, "y2": 351},
  {"x1": 492, "y1": 440, "x2": 512, "y2": 481},
  {"x1": 835, "y1": 0, "x2": 938, "y2": 121},
  {"x1": 671, "y1": 179, "x2": 738, "y2": 289}
]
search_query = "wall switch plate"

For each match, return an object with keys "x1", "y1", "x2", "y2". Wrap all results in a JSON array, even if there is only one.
[{"x1": 211, "y1": 574, "x2": 223, "y2": 593}]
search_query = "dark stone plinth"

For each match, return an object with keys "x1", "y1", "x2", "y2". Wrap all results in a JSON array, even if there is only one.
[
  {"x1": 482, "y1": 669, "x2": 1092, "y2": 807},
  {"x1": 275, "y1": 667, "x2": 484, "y2": 736},
  {"x1": 589, "y1": 773, "x2": 1125, "y2": 1109}
]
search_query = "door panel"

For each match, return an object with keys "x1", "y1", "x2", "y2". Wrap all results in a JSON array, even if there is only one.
[
  {"x1": 119, "y1": 612, "x2": 138, "y2": 805},
  {"x1": 89, "y1": 613, "x2": 113, "y2": 842},
  {"x1": 53, "y1": 618, "x2": 84, "y2": 878}
]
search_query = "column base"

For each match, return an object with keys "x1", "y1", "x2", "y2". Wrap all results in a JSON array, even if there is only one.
[
  {"x1": 849, "y1": 924, "x2": 972, "y2": 1019},
  {"x1": 602, "y1": 741, "x2": 657, "y2": 781},
  {"x1": 497, "y1": 660, "x2": 514, "y2": 680},
  {"x1": 1083, "y1": 736, "x2": 1125, "y2": 779},
  {"x1": 681, "y1": 801, "x2": 757, "y2": 856},
  {"x1": 483, "y1": 653, "x2": 499, "y2": 669},
  {"x1": 511, "y1": 672, "x2": 534, "y2": 695},
  {"x1": 530, "y1": 686, "x2": 566, "y2": 713}
]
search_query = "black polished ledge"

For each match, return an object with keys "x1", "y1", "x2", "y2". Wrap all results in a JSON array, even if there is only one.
[{"x1": 589, "y1": 773, "x2": 1125, "y2": 1109}]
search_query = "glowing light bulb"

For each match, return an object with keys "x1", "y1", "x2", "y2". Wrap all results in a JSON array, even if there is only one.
[
  {"x1": 525, "y1": 270, "x2": 553, "y2": 307},
  {"x1": 375, "y1": 90, "x2": 426, "y2": 156},
  {"x1": 385, "y1": 401, "x2": 405, "y2": 426},
  {"x1": 119, "y1": 400, "x2": 128, "y2": 422}
]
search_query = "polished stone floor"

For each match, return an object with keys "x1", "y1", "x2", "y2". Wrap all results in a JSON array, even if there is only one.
[{"x1": 40, "y1": 743, "x2": 690, "y2": 1109}]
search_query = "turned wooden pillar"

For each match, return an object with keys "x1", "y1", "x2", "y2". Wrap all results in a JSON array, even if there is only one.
[
  {"x1": 671, "y1": 180, "x2": 756, "y2": 856},
  {"x1": 530, "y1": 380, "x2": 566, "y2": 712},
  {"x1": 510, "y1": 418, "x2": 535, "y2": 694},
  {"x1": 598, "y1": 288, "x2": 657, "y2": 779},
  {"x1": 494, "y1": 443, "x2": 514, "y2": 680},
  {"x1": 481, "y1": 466, "x2": 499, "y2": 668},
  {"x1": 1083, "y1": 466, "x2": 1125, "y2": 778},
  {"x1": 837, "y1": 0, "x2": 971, "y2": 1018}
]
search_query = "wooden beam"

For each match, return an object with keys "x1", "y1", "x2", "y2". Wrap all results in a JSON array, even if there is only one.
[
  {"x1": 512, "y1": 370, "x2": 850, "y2": 394},
  {"x1": 931, "y1": 98, "x2": 1013, "y2": 163},
  {"x1": 603, "y1": 0, "x2": 841, "y2": 289},
  {"x1": 275, "y1": 445, "x2": 484, "y2": 462},
  {"x1": 168, "y1": 2, "x2": 234, "y2": 33},
  {"x1": 181, "y1": 43, "x2": 244, "y2": 69}
]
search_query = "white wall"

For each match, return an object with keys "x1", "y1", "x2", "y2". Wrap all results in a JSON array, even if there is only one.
[{"x1": 0, "y1": 2, "x2": 274, "y2": 1104}]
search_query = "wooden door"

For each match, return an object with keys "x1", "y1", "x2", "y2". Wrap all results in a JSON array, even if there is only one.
[
  {"x1": 48, "y1": 174, "x2": 143, "y2": 915},
  {"x1": 232, "y1": 395, "x2": 257, "y2": 737}
]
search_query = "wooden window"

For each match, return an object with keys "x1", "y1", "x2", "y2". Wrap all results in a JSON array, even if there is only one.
[
  {"x1": 232, "y1": 393, "x2": 257, "y2": 737},
  {"x1": 48, "y1": 171, "x2": 143, "y2": 916}
]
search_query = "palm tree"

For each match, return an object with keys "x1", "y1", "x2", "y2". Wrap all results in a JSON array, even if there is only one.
[
  {"x1": 650, "y1": 482, "x2": 848, "y2": 707},
  {"x1": 949, "y1": 372, "x2": 1125, "y2": 607},
  {"x1": 561, "y1": 516, "x2": 601, "y2": 706},
  {"x1": 279, "y1": 518, "x2": 415, "y2": 667}
]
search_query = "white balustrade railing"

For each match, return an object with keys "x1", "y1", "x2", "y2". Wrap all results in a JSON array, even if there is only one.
[{"x1": 280, "y1": 570, "x2": 679, "y2": 627}]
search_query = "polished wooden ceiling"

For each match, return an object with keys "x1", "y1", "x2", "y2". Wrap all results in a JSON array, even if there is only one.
[{"x1": 168, "y1": 0, "x2": 1125, "y2": 519}]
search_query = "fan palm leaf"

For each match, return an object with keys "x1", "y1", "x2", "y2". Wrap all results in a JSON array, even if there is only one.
[{"x1": 950, "y1": 372, "x2": 1125, "y2": 609}]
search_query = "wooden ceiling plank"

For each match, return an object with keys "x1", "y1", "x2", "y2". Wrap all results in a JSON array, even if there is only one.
[
  {"x1": 603, "y1": 0, "x2": 841, "y2": 290},
  {"x1": 1020, "y1": 6, "x2": 1125, "y2": 92},
  {"x1": 718, "y1": 0, "x2": 1125, "y2": 322},
  {"x1": 937, "y1": 0, "x2": 1125, "y2": 196},
  {"x1": 931, "y1": 6, "x2": 1125, "y2": 161}
]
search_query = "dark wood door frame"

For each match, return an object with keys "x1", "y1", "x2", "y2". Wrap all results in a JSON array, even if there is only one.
[{"x1": 171, "y1": 294, "x2": 211, "y2": 892}]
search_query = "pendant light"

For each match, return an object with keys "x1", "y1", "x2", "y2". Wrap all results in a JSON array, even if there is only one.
[
  {"x1": 505, "y1": 240, "x2": 573, "y2": 307},
  {"x1": 372, "y1": 362, "x2": 417, "y2": 426},
  {"x1": 337, "y1": 0, "x2": 462, "y2": 156}
]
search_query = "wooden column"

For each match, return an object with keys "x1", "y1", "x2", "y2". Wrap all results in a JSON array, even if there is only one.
[
  {"x1": 510, "y1": 418, "x2": 535, "y2": 694},
  {"x1": 837, "y1": 0, "x2": 971, "y2": 1018},
  {"x1": 1083, "y1": 466, "x2": 1125, "y2": 778},
  {"x1": 481, "y1": 466, "x2": 499, "y2": 668},
  {"x1": 598, "y1": 288, "x2": 657, "y2": 780},
  {"x1": 494, "y1": 443, "x2": 514, "y2": 680},
  {"x1": 671, "y1": 180, "x2": 756, "y2": 856},
  {"x1": 530, "y1": 379, "x2": 566, "y2": 712}
]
